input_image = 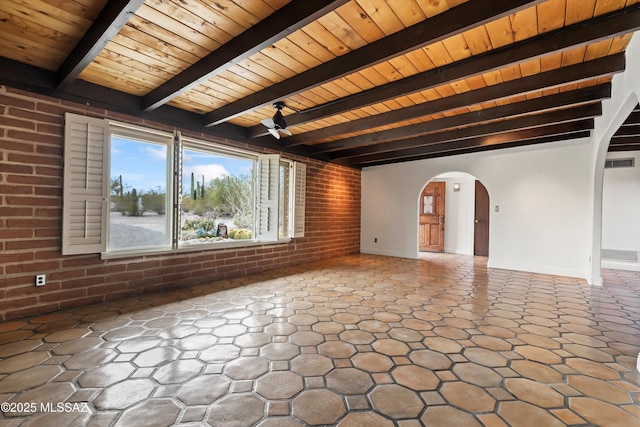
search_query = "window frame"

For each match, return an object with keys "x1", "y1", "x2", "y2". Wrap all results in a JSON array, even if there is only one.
[
  {"x1": 107, "y1": 123, "x2": 174, "y2": 255},
  {"x1": 62, "y1": 113, "x2": 305, "y2": 259}
]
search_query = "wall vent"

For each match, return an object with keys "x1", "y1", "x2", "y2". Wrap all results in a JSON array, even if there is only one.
[
  {"x1": 605, "y1": 158, "x2": 635, "y2": 168},
  {"x1": 602, "y1": 249, "x2": 639, "y2": 262}
]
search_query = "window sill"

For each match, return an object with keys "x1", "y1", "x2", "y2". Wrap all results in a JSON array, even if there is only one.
[{"x1": 100, "y1": 238, "x2": 293, "y2": 260}]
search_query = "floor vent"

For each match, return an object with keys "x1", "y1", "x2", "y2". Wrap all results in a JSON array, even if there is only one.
[
  {"x1": 605, "y1": 158, "x2": 635, "y2": 168},
  {"x1": 602, "y1": 249, "x2": 639, "y2": 262}
]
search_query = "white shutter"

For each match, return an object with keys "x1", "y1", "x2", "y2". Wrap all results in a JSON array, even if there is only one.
[
  {"x1": 62, "y1": 113, "x2": 109, "y2": 255},
  {"x1": 292, "y1": 162, "x2": 306, "y2": 238},
  {"x1": 256, "y1": 154, "x2": 280, "y2": 241}
]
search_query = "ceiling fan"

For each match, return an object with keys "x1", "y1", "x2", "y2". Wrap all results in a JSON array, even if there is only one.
[{"x1": 261, "y1": 101, "x2": 292, "y2": 139}]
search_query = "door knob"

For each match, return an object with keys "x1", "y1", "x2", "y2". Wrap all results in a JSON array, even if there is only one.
[{"x1": 474, "y1": 219, "x2": 479, "y2": 223}]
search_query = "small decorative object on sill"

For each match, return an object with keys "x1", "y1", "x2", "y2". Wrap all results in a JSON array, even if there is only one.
[{"x1": 217, "y1": 224, "x2": 228, "y2": 238}]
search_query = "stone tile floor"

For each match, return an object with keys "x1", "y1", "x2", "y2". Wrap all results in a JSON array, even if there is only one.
[{"x1": 0, "y1": 253, "x2": 639, "y2": 426}]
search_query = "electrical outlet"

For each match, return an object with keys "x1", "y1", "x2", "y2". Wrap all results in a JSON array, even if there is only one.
[
  {"x1": 374, "y1": 238, "x2": 378, "y2": 243},
  {"x1": 35, "y1": 274, "x2": 46, "y2": 287}
]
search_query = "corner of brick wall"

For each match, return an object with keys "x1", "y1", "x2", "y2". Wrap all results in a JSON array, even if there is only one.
[{"x1": 0, "y1": 85, "x2": 362, "y2": 321}]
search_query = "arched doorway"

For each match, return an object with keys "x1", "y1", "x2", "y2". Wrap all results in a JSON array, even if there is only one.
[
  {"x1": 418, "y1": 172, "x2": 490, "y2": 257},
  {"x1": 600, "y1": 104, "x2": 640, "y2": 272},
  {"x1": 474, "y1": 180, "x2": 490, "y2": 257}
]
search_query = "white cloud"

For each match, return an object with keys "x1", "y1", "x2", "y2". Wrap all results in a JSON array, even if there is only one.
[
  {"x1": 184, "y1": 164, "x2": 229, "y2": 184},
  {"x1": 144, "y1": 145, "x2": 167, "y2": 161}
]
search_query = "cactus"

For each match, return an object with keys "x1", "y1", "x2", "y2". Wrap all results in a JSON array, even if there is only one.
[
  {"x1": 228, "y1": 229, "x2": 238, "y2": 239},
  {"x1": 233, "y1": 229, "x2": 252, "y2": 240},
  {"x1": 191, "y1": 172, "x2": 196, "y2": 200}
]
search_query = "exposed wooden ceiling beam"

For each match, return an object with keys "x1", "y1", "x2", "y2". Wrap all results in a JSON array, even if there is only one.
[
  {"x1": 350, "y1": 121, "x2": 593, "y2": 166},
  {"x1": 330, "y1": 104, "x2": 601, "y2": 160},
  {"x1": 279, "y1": 54, "x2": 624, "y2": 146},
  {"x1": 57, "y1": 0, "x2": 146, "y2": 90},
  {"x1": 142, "y1": 0, "x2": 349, "y2": 112},
  {"x1": 358, "y1": 132, "x2": 592, "y2": 167},
  {"x1": 0, "y1": 56, "x2": 321, "y2": 162},
  {"x1": 621, "y1": 111, "x2": 640, "y2": 124},
  {"x1": 202, "y1": 0, "x2": 543, "y2": 127},
  {"x1": 254, "y1": 3, "x2": 640, "y2": 137},
  {"x1": 311, "y1": 84, "x2": 611, "y2": 154},
  {"x1": 609, "y1": 143, "x2": 640, "y2": 151},
  {"x1": 613, "y1": 125, "x2": 640, "y2": 137}
]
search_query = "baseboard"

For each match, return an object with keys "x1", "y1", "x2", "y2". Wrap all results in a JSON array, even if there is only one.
[
  {"x1": 486, "y1": 260, "x2": 586, "y2": 280},
  {"x1": 601, "y1": 260, "x2": 640, "y2": 271},
  {"x1": 360, "y1": 247, "x2": 418, "y2": 260}
]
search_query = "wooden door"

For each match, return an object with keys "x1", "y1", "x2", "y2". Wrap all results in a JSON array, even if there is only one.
[
  {"x1": 419, "y1": 182, "x2": 445, "y2": 252},
  {"x1": 474, "y1": 180, "x2": 490, "y2": 256}
]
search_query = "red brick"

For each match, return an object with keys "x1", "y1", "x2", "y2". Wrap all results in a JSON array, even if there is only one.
[
  {"x1": 8, "y1": 107, "x2": 63, "y2": 125},
  {"x1": 39, "y1": 289, "x2": 87, "y2": 303},
  {"x1": 5, "y1": 261, "x2": 60, "y2": 274},
  {"x1": 0, "y1": 140, "x2": 34, "y2": 152},
  {"x1": 0, "y1": 94, "x2": 36, "y2": 110},
  {"x1": 0, "y1": 89, "x2": 361, "y2": 321},
  {"x1": 0, "y1": 163, "x2": 33, "y2": 174},
  {"x1": 8, "y1": 153, "x2": 60, "y2": 166}
]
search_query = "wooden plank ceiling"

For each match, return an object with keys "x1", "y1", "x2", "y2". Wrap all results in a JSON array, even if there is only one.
[{"x1": 1, "y1": 0, "x2": 639, "y2": 168}]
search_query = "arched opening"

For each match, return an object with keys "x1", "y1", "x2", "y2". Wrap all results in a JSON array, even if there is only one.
[
  {"x1": 417, "y1": 172, "x2": 490, "y2": 258},
  {"x1": 591, "y1": 91, "x2": 639, "y2": 285},
  {"x1": 600, "y1": 104, "x2": 640, "y2": 273}
]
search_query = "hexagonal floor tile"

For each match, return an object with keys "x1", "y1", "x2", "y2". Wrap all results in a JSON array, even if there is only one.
[
  {"x1": 339, "y1": 412, "x2": 394, "y2": 427},
  {"x1": 421, "y1": 406, "x2": 482, "y2": 427},
  {"x1": 293, "y1": 389, "x2": 346, "y2": 426},
  {"x1": 326, "y1": 368, "x2": 374, "y2": 395},
  {"x1": 319, "y1": 341, "x2": 357, "y2": 359},
  {"x1": 77, "y1": 363, "x2": 134, "y2": 388},
  {"x1": 372, "y1": 339, "x2": 410, "y2": 357},
  {"x1": 153, "y1": 359, "x2": 203, "y2": 384},
  {"x1": 409, "y1": 349, "x2": 452, "y2": 370},
  {"x1": 369, "y1": 384, "x2": 424, "y2": 419},
  {"x1": 498, "y1": 401, "x2": 565, "y2": 427},
  {"x1": 392, "y1": 365, "x2": 440, "y2": 391},
  {"x1": 504, "y1": 378, "x2": 564, "y2": 408},
  {"x1": 257, "y1": 371, "x2": 304, "y2": 399},
  {"x1": 440, "y1": 381, "x2": 496, "y2": 412},
  {"x1": 176, "y1": 375, "x2": 230, "y2": 405},
  {"x1": 261, "y1": 342, "x2": 300, "y2": 361},
  {"x1": 224, "y1": 356, "x2": 269, "y2": 380},
  {"x1": 207, "y1": 394, "x2": 264, "y2": 427},
  {"x1": 114, "y1": 399, "x2": 180, "y2": 427},
  {"x1": 291, "y1": 354, "x2": 334, "y2": 376},
  {"x1": 199, "y1": 344, "x2": 241, "y2": 362},
  {"x1": 94, "y1": 379, "x2": 155, "y2": 410},
  {"x1": 453, "y1": 363, "x2": 503, "y2": 387}
]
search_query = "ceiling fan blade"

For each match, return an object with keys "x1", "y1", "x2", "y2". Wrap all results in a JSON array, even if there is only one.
[
  {"x1": 279, "y1": 128, "x2": 292, "y2": 136},
  {"x1": 268, "y1": 128, "x2": 280, "y2": 139},
  {"x1": 261, "y1": 118, "x2": 275, "y2": 128}
]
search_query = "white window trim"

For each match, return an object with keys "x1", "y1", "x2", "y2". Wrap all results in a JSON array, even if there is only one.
[{"x1": 62, "y1": 113, "x2": 306, "y2": 258}]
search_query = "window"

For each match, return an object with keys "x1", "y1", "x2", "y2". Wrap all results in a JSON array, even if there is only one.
[
  {"x1": 180, "y1": 143, "x2": 255, "y2": 246},
  {"x1": 108, "y1": 127, "x2": 172, "y2": 252},
  {"x1": 62, "y1": 113, "x2": 305, "y2": 256}
]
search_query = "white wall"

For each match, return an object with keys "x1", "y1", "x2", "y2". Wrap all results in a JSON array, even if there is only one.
[
  {"x1": 601, "y1": 151, "x2": 640, "y2": 270},
  {"x1": 361, "y1": 138, "x2": 594, "y2": 279}
]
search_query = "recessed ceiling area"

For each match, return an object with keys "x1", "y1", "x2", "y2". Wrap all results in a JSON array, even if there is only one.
[{"x1": 1, "y1": 0, "x2": 639, "y2": 167}]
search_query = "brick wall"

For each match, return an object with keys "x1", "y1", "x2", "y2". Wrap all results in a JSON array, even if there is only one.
[{"x1": 0, "y1": 86, "x2": 361, "y2": 321}]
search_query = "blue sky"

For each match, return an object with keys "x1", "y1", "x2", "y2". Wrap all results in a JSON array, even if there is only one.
[{"x1": 110, "y1": 137, "x2": 253, "y2": 194}]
